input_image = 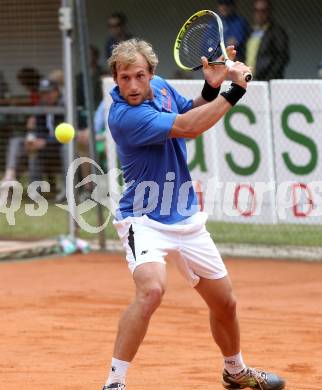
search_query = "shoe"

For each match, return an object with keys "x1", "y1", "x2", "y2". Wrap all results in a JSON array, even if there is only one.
[
  {"x1": 222, "y1": 367, "x2": 285, "y2": 390},
  {"x1": 102, "y1": 384, "x2": 125, "y2": 390}
]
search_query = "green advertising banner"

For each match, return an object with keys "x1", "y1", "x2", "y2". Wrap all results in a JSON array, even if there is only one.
[
  {"x1": 213, "y1": 82, "x2": 276, "y2": 223},
  {"x1": 171, "y1": 81, "x2": 276, "y2": 223},
  {"x1": 270, "y1": 80, "x2": 322, "y2": 224}
]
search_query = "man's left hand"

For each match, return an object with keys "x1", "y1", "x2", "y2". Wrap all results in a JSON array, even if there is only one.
[{"x1": 202, "y1": 46, "x2": 236, "y2": 88}]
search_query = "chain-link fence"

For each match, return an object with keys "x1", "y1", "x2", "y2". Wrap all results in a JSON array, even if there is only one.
[
  {"x1": 0, "y1": 0, "x2": 68, "y2": 241},
  {"x1": 1, "y1": 0, "x2": 322, "y2": 249}
]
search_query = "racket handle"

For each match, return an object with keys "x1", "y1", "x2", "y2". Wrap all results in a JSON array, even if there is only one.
[
  {"x1": 244, "y1": 72, "x2": 253, "y2": 82},
  {"x1": 225, "y1": 59, "x2": 253, "y2": 83}
]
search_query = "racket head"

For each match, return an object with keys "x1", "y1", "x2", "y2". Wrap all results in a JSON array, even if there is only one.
[{"x1": 174, "y1": 10, "x2": 226, "y2": 72}]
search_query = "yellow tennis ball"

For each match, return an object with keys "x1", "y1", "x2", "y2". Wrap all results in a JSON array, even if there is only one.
[{"x1": 55, "y1": 122, "x2": 75, "y2": 144}]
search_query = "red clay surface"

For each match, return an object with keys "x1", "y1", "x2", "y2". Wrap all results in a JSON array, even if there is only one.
[{"x1": 0, "y1": 253, "x2": 321, "y2": 390}]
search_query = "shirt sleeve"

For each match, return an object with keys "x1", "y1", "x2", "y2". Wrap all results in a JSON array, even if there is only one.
[
  {"x1": 111, "y1": 104, "x2": 177, "y2": 147},
  {"x1": 166, "y1": 82, "x2": 193, "y2": 114}
]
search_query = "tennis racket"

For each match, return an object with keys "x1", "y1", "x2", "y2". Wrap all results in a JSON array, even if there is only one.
[{"x1": 174, "y1": 9, "x2": 252, "y2": 82}]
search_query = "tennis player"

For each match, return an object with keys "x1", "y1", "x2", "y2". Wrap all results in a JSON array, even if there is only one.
[{"x1": 102, "y1": 38, "x2": 285, "y2": 390}]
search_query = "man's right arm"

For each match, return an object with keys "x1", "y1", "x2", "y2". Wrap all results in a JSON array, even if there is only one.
[
  {"x1": 170, "y1": 59, "x2": 251, "y2": 139},
  {"x1": 169, "y1": 95, "x2": 232, "y2": 139}
]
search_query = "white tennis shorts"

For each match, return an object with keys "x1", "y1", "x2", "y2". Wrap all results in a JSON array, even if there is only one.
[{"x1": 113, "y1": 212, "x2": 227, "y2": 287}]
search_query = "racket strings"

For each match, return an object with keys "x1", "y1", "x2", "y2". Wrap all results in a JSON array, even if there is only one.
[{"x1": 178, "y1": 14, "x2": 222, "y2": 68}]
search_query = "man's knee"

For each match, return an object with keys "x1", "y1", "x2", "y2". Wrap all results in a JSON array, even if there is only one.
[
  {"x1": 138, "y1": 284, "x2": 165, "y2": 319},
  {"x1": 225, "y1": 296, "x2": 237, "y2": 318},
  {"x1": 211, "y1": 294, "x2": 237, "y2": 321}
]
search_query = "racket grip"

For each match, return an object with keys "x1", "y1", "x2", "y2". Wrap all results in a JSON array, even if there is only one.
[
  {"x1": 225, "y1": 59, "x2": 253, "y2": 83},
  {"x1": 244, "y1": 72, "x2": 253, "y2": 82}
]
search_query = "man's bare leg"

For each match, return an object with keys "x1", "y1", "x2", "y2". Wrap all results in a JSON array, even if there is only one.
[
  {"x1": 105, "y1": 262, "x2": 166, "y2": 387},
  {"x1": 195, "y1": 275, "x2": 286, "y2": 389},
  {"x1": 195, "y1": 275, "x2": 240, "y2": 356}
]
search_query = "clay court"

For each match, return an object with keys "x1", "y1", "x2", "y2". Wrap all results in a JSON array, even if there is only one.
[{"x1": 0, "y1": 253, "x2": 321, "y2": 390}]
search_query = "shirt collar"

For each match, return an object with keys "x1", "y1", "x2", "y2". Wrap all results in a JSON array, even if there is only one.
[{"x1": 110, "y1": 85, "x2": 124, "y2": 103}]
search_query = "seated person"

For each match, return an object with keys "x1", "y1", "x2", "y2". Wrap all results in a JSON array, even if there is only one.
[
  {"x1": 0, "y1": 68, "x2": 41, "y2": 186},
  {"x1": 0, "y1": 116, "x2": 33, "y2": 186},
  {"x1": 25, "y1": 78, "x2": 64, "y2": 198},
  {"x1": 0, "y1": 67, "x2": 41, "y2": 106}
]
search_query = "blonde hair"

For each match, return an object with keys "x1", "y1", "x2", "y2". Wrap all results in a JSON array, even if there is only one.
[{"x1": 108, "y1": 38, "x2": 158, "y2": 78}]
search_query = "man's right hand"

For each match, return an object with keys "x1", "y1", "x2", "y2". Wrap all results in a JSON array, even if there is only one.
[{"x1": 227, "y1": 61, "x2": 252, "y2": 89}]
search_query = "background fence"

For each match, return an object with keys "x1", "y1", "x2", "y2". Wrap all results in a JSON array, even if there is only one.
[{"x1": 0, "y1": 0, "x2": 322, "y2": 249}]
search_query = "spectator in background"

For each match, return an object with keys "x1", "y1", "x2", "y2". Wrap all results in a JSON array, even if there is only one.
[
  {"x1": 0, "y1": 118, "x2": 31, "y2": 186},
  {"x1": 217, "y1": 0, "x2": 250, "y2": 61},
  {"x1": 17, "y1": 67, "x2": 41, "y2": 105},
  {"x1": 105, "y1": 12, "x2": 133, "y2": 61},
  {"x1": 0, "y1": 67, "x2": 41, "y2": 186},
  {"x1": 26, "y1": 78, "x2": 64, "y2": 198},
  {"x1": 49, "y1": 69, "x2": 64, "y2": 95},
  {"x1": 77, "y1": 44, "x2": 104, "y2": 111},
  {"x1": 246, "y1": 0, "x2": 289, "y2": 80},
  {"x1": 0, "y1": 67, "x2": 41, "y2": 106}
]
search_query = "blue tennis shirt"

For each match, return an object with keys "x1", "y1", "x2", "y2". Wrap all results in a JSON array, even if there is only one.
[{"x1": 108, "y1": 75, "x2": 199, "y2": 224}]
